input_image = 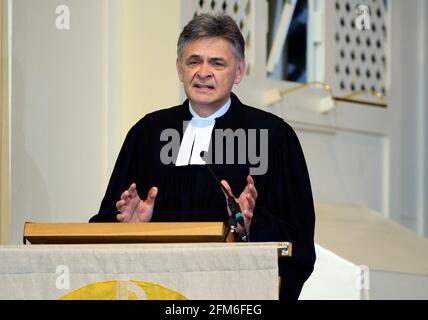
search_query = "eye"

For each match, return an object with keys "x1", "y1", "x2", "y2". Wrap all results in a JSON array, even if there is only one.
[{"x1": 212, "y1": 61, "x2": 224, "y2": 67}]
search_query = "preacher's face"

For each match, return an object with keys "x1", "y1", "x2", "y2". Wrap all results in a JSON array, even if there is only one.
[{"x1": 176, "y1": 37, "x2": 245, "y2": 114}]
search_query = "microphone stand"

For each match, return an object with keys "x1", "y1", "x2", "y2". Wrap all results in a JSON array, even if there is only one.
[{"x1": 201, "y1": 151, "x2": 249, "y2": 242}]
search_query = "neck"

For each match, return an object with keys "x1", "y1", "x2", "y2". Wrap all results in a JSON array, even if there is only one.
[
  {"x1": 191, "y1": 105, "x2": 219, "y2": 118},
  {"x1": 190, "y1": 97, "x2": 230, "y2": 118}
]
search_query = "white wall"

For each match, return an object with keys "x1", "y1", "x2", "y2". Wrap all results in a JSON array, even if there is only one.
[
  {"x1": 388, "y1": 0, "x2": 426, "y2": 236},
  {"x1": 9, "y1": 0, "x2": 182, "y2": 244},
  {"x1": 420, "y1": 0, "x2": 428, "y2": 238},
  {"x1": 298, "y1": 129, "x2": 386, "y2": 214},
  {"x1": 11, "y1": 0, "x2": 109, "y2": 244},
  {"x1": 120, "y1": 0, "x2": 181, "y2": 141},
  {"x1": 370, "y1": 270, "x2": 428, "y2": 300},
  {"x1": 424, "y1": 0, "x2": 428, "y2": 238}
]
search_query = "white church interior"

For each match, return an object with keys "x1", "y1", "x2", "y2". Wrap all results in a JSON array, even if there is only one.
[{"x1": 0, "y1": 0, "x2": 427, "y2": 299}]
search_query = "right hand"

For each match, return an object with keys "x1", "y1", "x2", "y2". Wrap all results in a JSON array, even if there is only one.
[{"x1": 116, "y1": 183, "x2": 158, "y2": 222}]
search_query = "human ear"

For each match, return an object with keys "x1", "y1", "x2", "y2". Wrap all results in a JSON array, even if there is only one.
[
  {"x1": 176, "y1": 58, "x2": 184, "y2": 82},
  {"x1": 234, "y1": 59, "x2": 246, "y2": 84}
]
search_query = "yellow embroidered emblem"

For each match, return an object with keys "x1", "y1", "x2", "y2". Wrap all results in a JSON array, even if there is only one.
[{"x1": 59, "y1": 280, "x2": 188, "y2": 300}]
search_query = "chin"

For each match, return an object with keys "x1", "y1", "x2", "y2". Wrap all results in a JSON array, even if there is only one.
[
  {"x1": 194, "y1": 101, "x2": 215, "y2": 109},
  {"x1": 190, "y1": 95, "x2": 218, "y2": 106}
]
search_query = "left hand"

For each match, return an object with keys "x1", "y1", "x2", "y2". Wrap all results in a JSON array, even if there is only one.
[{"x1": 220, "y1": 175, "x2": 258, "y2": 235}]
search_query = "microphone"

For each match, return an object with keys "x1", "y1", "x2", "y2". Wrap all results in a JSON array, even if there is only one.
[{"x1": 200, "y1": 151, "x2": 246, "y2": 233}]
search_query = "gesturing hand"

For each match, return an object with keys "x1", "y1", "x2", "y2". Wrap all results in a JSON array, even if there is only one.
[
  {"x1": 116, "y1": 183, "x2": 158, "y2": 223},
  {"x1": 220, "y1": 175, "x2": 258, "y2": 234}
]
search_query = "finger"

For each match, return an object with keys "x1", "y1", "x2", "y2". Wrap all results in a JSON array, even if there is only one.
[
  {"x1": 128, "y1": 183, "x2": 138, "y2": 198},
  {"x1": 116, "y1": 213, "x2": 125, "y2": 222},
  {"x1": 220, "y1": 180, "x2": 234, "y2": 198},
  {"x1": 247, "y1": 175, "x2": 255, "y2": 185},
  {"x1": 116, "y1": 199, "x2": 125, "y2": 212},
  {"x1": 247, "y1": 176, "x2": 258, "y2": 199},
  {"x1": 241, "y1": 177, "x2": 252, "y2": 195},
  {"x1": 145, "y1": 187, "x2": 158, "y2": 206},
  {"x1": 240, "y1": 193, "x2": 254, "y2": 216},
  {"x1": 244, "y1": 210, "x2": 253, "y2": 220},
  {"x1": 246, "y1": 193, "x2": 256, "y2": 211},
  {"x1": 236, "y1": 224, "x2": 245, "y2": 234},
  {"x1": 245, "y1": 184, "x2": 257, "y2": 201},
  {"x1": 121, "y1": 190, "x2": 129, "y2": 201}
]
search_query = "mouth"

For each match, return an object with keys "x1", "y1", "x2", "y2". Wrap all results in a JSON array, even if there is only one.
[{"x1": 193, "y1": 84, "x2": 215, "y2": 91}]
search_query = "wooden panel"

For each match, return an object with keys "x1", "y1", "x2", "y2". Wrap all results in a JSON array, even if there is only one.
[{"x1": 23, "y1": 222, "x2": 233, "y2": 244}]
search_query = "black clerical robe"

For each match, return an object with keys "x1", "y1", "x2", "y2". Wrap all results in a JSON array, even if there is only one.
[{"x1": 90, "y1": 93, "x2": 316, "y2": 300}]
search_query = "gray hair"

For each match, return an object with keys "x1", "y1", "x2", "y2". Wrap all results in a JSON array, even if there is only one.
[{"x1": 177, "y1": 13, "x2": 245, "y2": 62}]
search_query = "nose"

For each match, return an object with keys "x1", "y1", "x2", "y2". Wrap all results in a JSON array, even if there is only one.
[{"x1": 196, "y1": 63, "x2": 213, "y2": 79}]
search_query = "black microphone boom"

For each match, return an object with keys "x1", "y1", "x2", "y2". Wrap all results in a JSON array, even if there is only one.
[{"x1": 200, "y1": 151, "x2": 246, "y2": 232}]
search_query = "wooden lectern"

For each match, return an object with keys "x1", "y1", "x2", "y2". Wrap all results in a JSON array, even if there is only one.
[
  {"x1": 21, "y1": 222, "x2": 291, "y2": 298},
  {"x1": 23, "y1": 222, "x2": 234, "y2": 244},
  {"x1": 23, "y1": 222, "x2": 292, "y2": 257}
]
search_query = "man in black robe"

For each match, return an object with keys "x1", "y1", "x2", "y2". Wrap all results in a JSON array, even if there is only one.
[{"x1": 90, "y1": 13, "x2": 315, "y2": 300}]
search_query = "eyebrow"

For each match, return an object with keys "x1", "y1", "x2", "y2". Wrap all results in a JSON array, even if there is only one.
[
  {"x1": 185, "y1": 55, "x2": 227, "y2": 63},
  {"x1": 186, "y1": 55, "x2": 202, "y2": 61},
  {"x1": 209, "y1": 57, "x2": 227, "y2": 64}
]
